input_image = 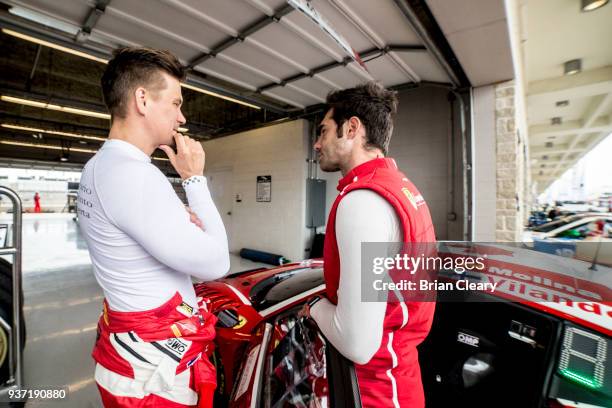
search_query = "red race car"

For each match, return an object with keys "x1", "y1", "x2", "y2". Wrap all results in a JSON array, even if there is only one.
[{"x1": 194, "y1": 244, "x2": 611, "y2": 408}]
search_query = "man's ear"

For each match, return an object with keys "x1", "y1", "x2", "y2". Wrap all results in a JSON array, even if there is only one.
[
  {"x1": 134, "y1": 87, "x2": 147, "y2": 116},
  {"x1": 346, "y1": 116, "x2": 362, "y2": 140}
]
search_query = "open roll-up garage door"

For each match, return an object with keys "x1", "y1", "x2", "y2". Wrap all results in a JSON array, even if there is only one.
[{"x1": 0, "y1": 0, "x2": 520, "y2": 242}]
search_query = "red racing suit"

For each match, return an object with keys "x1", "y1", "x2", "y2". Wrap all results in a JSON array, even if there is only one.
[
  {"x1": 323, "y1": 157, "x2": 436, "y2": 408},
  {"x1": 92, "y1": 292, "x2": 217, "y2": 408}
]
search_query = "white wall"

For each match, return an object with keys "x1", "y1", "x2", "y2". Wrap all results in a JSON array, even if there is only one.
[
  {"x1": 202, "y1": 120, "x2": 310, "y2": 262},
  {"x1": 472, "y1": 85, "x2": 497, "y2": 241}
]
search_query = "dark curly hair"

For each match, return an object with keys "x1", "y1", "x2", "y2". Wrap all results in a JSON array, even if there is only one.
[
  {"x1": 101, "y1": 47, "x2": 185, "y2": 119},
  {"x1": 326, "y1": 82, "x2": 398, "y2": 155}
]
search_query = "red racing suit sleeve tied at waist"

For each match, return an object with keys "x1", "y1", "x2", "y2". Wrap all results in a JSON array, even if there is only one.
[{"x1": 93, "y1": 292, "x2": 217, "y2": 408}]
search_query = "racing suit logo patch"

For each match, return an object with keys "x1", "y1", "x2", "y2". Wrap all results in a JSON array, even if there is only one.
[
  {"x1": 176, "y1": 302, "x2": 194, "y2": 317},
  {"x1": 164, "y1": 338, "x2": 189, "y2": 358},
  {"x1": 402, "y1": 188, "x2": 418, "y2": 210}
]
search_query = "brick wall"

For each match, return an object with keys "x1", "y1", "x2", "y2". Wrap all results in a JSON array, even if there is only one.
[{"x1": 495, "y1": 80, "x2": 526, "y2": 241}]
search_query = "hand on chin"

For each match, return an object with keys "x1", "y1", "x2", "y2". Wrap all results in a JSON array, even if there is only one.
[{"x1": 165, "y1": 131, "x2": 177, "y2": 148}]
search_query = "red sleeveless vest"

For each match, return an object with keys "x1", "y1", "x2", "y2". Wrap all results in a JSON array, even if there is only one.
[{"x1": 323, "y1": 157, "x2": 436, "y2": 408}]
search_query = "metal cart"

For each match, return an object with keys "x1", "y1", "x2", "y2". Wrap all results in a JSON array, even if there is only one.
[{"x1": 0, "y1": 186, "x2": 24, "y2": 397}]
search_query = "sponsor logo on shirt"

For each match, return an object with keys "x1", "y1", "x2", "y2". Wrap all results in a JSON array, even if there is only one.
[
  {"x1": 176, "y1": 302, "x2": 194, "y2": 317},
  {"x1": 164, "y1": 338, "x2": 189, "y2": 358},
  {"x1": 402, "y1": 188, "x2": 418, "y2": 210}
]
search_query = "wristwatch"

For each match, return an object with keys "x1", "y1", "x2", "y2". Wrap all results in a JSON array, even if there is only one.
[{"x1": 182, "y1": 175, "x2": 205, "y2": 188}]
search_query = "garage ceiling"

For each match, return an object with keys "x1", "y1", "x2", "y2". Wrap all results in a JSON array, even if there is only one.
[
  {"x1": 425, "y1": 0, "x2": 514, "y2": 87},
  {"x1": 1, "y1": 0, "x2": 480, "y2": 169},
  {"x1": 1, "y1": 0, "x2": 457, "y2": 106},
  {"x1": 523, "y1": 0, "x2": 612, "y2": 193}
]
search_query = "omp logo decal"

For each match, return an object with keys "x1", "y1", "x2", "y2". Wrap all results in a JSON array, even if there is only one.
[
  {"x1": 165, "y1": 338, "x2": 189, "y2": 357},
  {"x1": 457, "y1": 332, "x2": 479, "y2": 347}
]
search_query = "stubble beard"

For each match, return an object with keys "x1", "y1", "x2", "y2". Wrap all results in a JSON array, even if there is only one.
[{"x1": 318, "y1": 156, "x2": 340, "y2": 172}]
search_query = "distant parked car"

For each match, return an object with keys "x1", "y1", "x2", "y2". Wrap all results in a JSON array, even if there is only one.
[
  {"x1": 525, "y1": 215, "x2": 612, "y2": 266},
  {"x1": 523, "y1": 213, "x2": 609, "y2": 241}
]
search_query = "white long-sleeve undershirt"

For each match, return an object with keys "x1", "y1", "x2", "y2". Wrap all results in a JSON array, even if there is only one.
[
  {"x1": 311, "y1": 189, "x2": 401, "y2": 365},
  {"x1": 78, "y1": 139, "x2": 229, "y2": 312}
]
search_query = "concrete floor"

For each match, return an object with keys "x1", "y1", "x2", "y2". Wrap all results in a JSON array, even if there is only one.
[{"x1": 0, "y1": 213, "x2": 267, "y2": 407}]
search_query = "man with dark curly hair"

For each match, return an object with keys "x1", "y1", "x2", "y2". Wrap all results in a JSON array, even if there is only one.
[{"x1": 303, "y1": 82, "x2": 436, "y2": 408}]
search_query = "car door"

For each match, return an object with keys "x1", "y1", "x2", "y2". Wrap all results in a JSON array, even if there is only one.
[
  {"x1": 229, "y1": 306, "x2": 361, "y2": 407},
  {"x1": 418, "y1": 291, "x2": 562, "y2": 408}
]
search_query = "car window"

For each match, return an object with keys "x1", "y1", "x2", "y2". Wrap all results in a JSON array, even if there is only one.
[{"x1": 263, "y1": 313, "x2": 328, "y2": 407}]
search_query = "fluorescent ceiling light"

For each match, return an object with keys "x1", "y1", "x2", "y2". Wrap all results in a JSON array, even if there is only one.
[
  {"x1": 581, "y1": 0, "x2": 609, "y2": 12},
  {"x1": 1, "y1": 95, "x2": 110, "y2": 120},
  {"x1": 0, "y1": 140, "x2": 96, "y2": 154},
  {"x1": 181, "y1": 83, "x2": 260, "y2": 110},
  {"x1": 0, "y1": 139, "x2": 169, "y2": 161},
  {"x1": 2, "y1": 99, "x2": 186, "y2": 132},
  {"x1": 2, "y1": 123, "x2": 106, "y2": 141},
  {"x1": 1, "y1": 28, "x2": 108, "y2": 64}
]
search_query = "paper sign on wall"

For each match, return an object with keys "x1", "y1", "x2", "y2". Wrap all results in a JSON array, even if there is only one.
[{"x1": 256, "y1": 175, "x2": 272, "y2": 202}]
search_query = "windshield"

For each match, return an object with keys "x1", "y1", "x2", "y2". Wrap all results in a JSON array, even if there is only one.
[{"x1": 250, "y1": 268, "x2": 324, "y2": 311}]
